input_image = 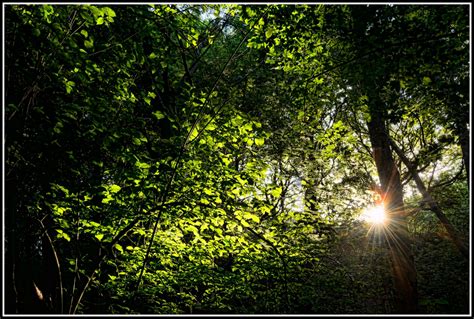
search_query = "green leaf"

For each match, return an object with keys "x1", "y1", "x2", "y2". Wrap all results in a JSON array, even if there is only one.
[
  {"x1": 222, "y1": 157, "x2": 231, "y2": 166},
  {"x1": 242, "y1": 122, "x2": 253, "y2": 132},
  {"x1": 103, "y1": 7, "x2": 116, "y2": 18},
  {"x1": 236, "y1": 176, "x2": 247, "y2": 186},
  {"x1": 189, "y1": 127, "x2": 198, "y2": 140},
  {"x1": 56, "y1": 229, "x2": 71, "y2": 241},
  {"x1": 133, "y1": 137, "x2": 142, "y2": 145},
  {"x1": 96, "y1": 17, "x2": 104, "y2": 25},
  {"x1": 84, "y1": 40, "x2": 93, "y2": 49},
  {"x1": 200, "y1": 223, "x2": 209, "y2": 232},
  {"x1": 152, "y1": 110, "x2": 165, "y2": 120},
  {"x1": 65, "y1": 81, "x2": 75, "y2": 94},
  {"x1": 95, "y1": 233, "x2": 104, "y2": 241},
  {"x1": 185, "y1": 225, "x2": 199, "y2": 235},
  {"x1": 102, "y1": 196, "x2": 113, "y2": 204},
  {"x1": 255, "y1": 137, "x2": 265, "y2": 146},
  {"x1": 114, "y1": 243, "x2": 124, "y2": 253},
  {"x1": 260, "y1": 205, "x2": 271, "y2": 214},
  {"x1": 243, "y1": 212, "x2": 260, "y2": 223},
  {"x1": 89, "y1": 221, "x2": 100, "y2": 228},
  {"x1": 265, "y1": 29, "x2": 273, "y2": 39},
  {"x1": 270, "y1": 187, "x2": 282, "y2": 198},
  {"x1": 136, "y1": 161, "x2": 151, "y2": 169},
  {"x1": 53, "y1": 121, "x2": 63, "y2": 134},
  {"x1": 63, "y1": 233, "x2": 71, "y2": 242},
  {"x1": 80, "y1": 29, "x2": 88, "y2": 37},
  {"x1": 109, "y1": 184, "x2": 121, "y2": 193},
  {"x1": 206, "y1": 122, "x2": 216, "y2": 131}
]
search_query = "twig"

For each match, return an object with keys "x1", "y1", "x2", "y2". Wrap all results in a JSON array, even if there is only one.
[{"x1": 37, "y1": 218, "x2": 64, "y2": 313}]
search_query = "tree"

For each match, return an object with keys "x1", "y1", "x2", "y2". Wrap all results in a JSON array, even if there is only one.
[
  {"x1": 4, "y1": 3, "x2": 469, "y2": 315},
  {"x1": 240, "y1": 3, "x2": 469, "y2": 313}
]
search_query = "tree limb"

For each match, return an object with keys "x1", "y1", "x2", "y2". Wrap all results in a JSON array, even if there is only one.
[{"x1": 389, "y1": 138, "x2": 468, "y2": 259}]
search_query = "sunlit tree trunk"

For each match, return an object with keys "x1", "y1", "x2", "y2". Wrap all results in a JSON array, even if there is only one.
[
  {"x1": 347, "y1": 6, "x2": 418, "y2": 312},
  {"x1": 367, "y1": 105, "x2": 418, "y2": 313}
]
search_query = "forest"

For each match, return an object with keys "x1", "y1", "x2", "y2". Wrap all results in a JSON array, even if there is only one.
[{"x1": 3, "y1": 3, "x2": 471, "y2": 315}]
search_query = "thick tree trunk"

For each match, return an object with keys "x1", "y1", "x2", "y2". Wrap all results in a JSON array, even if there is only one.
[
  {"x1": 389, "y1": 138, "x2": 469, "y2": 259},
  {"x1": 367, "y1": 108, "x2": 418, "y2": 314}
]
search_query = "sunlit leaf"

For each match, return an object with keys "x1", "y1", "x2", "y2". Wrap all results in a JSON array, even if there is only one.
[
  {"x1": 270, "y1": 187, "x2": 282, "y2": 198},
  {"x1": 84, "y1": 40, "x2": 93, "y2": 49},
  {"x1": 114, "y1": 243, "x2": 124, "y2": 253},
  {"x1": 109, "y1": 184, "x2": 121, "y2": 193},
  {"x1": 152, "y1": 110, "x2": 165, "y2": 120}
]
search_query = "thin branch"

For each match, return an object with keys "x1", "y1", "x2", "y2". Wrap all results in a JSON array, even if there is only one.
[
  {"x1": 183, "y1": 13, "x2": 264, "y2": 150},
  {"x1": 133, "y1": 12, "x2": 267, "y2": 295},
  {"x1": 134, "y1": 155, "x2": 182, "y2": 292},
  {"x1": 305, "y1": 26, "x2": 469, "y2": 85},
  {"x1": 389, "y1": 138, "x2": 468, "y2": 259},
  {"x1": 177, "y1": 36, "x2": 194, "y2": 86},
  {"x1": 88, "y1": 31, "x2": 139, "y2": 57},
  {"x1": 37, "y1": 218, "x2": 64, "y2": 314},
  {"x1": 428, "y1": 164, "x2": 465, "y2": 191},
  {"x1": 229, "y1": 214, "x2": 290, "y2": 313}
]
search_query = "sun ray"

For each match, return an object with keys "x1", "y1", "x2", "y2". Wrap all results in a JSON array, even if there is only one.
[
  {"x1": 360, "y1": 201, "x2": 414, "y2": 259},
  {"x1": 360, "y1": 204, "x2": 387, "y2": 226}
]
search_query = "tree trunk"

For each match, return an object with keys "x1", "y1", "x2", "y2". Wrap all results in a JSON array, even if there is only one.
[
  {"x1": 367, "y1": 107, "x2": 418, "y2": 314},
  {"x1": 389, "y1": 138, "x2": 469, "y2": 259}
]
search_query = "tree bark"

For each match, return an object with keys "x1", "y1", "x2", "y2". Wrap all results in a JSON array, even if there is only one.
[
  {"x1": 389, "y1": 138, "x2": 469, "y2": 259},
  {"x1": 367, "y1": 107, "x2": 418, "y2": 314}
]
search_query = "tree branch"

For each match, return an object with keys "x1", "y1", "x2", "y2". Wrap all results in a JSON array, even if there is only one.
[{"x1": 389, "y1": 138, "x2": 468, "y2": 259}]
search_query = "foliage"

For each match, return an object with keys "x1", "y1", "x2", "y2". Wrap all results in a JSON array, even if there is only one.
[{"x1": 4, "y1": 3, "x2": 469, "y2": 315}]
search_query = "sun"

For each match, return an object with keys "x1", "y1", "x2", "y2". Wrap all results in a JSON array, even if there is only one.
[{"x1": 360, "y1": 204, "x2": 387, "y2": 225}]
